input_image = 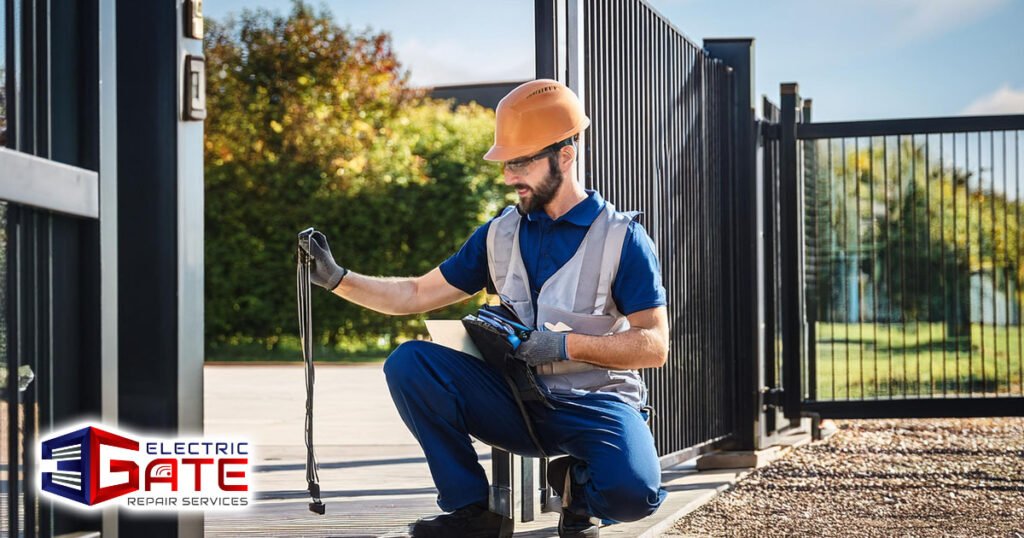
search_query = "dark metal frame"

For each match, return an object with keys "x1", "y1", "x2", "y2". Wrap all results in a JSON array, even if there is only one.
[
  {"x1": 770, "y1": 82, "x2": 1024, "y2": 419},
  {"x1": 778, "y1": 84, "x2": 803, "y2": 419},
  {"x1": 581, "y1": 0, "x2": 737, "y2": 458},
  {"x1": 3, "y1": 1, "x2": 106, "y2": 536},
  {"x1": 799, "y1": 115, "x2": 1024, "y2": 139},
  {"x1": 704, "y1": 39, "x2": 761, "y2": 451}
]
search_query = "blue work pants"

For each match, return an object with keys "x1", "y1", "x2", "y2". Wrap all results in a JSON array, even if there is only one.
[{"x1": 383, "y1": 340, "x2": 666, "y2": 523}]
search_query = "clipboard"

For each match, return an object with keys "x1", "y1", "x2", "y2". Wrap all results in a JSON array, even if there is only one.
[{"x1": 425, "y1": 320, "x2": 484, "y2": 360}]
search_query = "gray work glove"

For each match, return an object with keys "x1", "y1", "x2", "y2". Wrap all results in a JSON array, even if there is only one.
[
  {"x1": 300, "y1": 230, "x2": 348, "y2": 291},
  {"x1": 513, "y1": 330, "x2": 569, "y2": 367}
]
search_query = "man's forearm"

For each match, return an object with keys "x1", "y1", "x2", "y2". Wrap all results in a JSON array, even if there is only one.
[
  {"x1": 565, "y1": 328, "x2": 668, "y2": 370},
  {"x1": 331, "y1": 272, "x2": 419, "y2": 315}
]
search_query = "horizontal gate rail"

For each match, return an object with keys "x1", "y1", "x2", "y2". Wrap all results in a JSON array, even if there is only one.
[
  {"x1": 0, "y1": 147, "x2": 100, "y2": 218},
  {"x1": 799, "y1": 114, "x2": 1024, "y2": 139},
  {"x1": 803, "y1": 397, "x2": 1024, "y2": 419}
]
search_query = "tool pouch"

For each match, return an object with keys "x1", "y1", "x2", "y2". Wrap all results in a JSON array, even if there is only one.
[{"x1": 462, "y1": 307, "x2": 554, "y2": 410}]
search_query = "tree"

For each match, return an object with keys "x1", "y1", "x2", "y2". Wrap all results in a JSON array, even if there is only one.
[
  {"x1": 809, "y1": 137, "x2": 1024, "y2": 340},
  {"x1": 204, "y1": 2, "x2": 509, "y2": 354}
]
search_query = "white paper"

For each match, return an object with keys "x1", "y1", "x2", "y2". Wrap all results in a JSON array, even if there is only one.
[
  {"x1": 543, "y1": 321, "x2": 573, "y2": 332},
  {"x1": 425, "y1": 320, "x2": 484, "y2": 360}
]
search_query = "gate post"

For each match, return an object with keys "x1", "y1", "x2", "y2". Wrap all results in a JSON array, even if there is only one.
[
  {"x1": 779, "y1": 83, "x2": 805, "y2": 419},
  {"x1": 703, "y1": 39, "x2": 758, "y2": 451}
]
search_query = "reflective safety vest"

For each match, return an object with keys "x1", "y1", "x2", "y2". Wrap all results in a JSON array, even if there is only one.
[{"x1": 485, "y1": 202, "x2": 647, "y2": 408}]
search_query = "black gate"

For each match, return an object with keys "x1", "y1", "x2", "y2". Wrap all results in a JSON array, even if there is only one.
[{"x1": 765, "y1": 83, "x2": 1024, "y2": 419}]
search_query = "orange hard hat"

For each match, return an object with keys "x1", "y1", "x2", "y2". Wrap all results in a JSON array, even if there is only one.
[{"x1": 483, "y1": 79, "x2": 590, "y2": 162}]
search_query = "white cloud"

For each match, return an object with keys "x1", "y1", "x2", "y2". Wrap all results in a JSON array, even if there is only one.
[
  {"x1": 395, "y1": 37, "x2": 533, "y2": 87},
  {"x1": 962, "y1": 84, "x2": 1024, "y2": 115},
  {"x1": 873, "y1": 0, "x2": 1009, "y2": 42}
]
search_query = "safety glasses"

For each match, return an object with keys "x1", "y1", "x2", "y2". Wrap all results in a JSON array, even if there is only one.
[{"x1": 501, "y1": 147, "x2": 559, "y2": 175}]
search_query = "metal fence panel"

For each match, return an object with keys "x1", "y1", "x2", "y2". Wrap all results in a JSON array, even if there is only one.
[
  {"x1": 582, "y1": 0, "x2": 735, "y2": 455},
  {"x1": 770, "y1": 83, "x2": 1024, "y2": 417}
]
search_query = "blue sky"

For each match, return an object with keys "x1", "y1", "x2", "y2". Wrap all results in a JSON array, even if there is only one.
[{"x1": 205, "y1": 0, "x2": 1024, "y2": 122}]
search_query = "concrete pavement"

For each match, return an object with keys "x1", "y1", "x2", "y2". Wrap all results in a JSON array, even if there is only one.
[{"x1": 202, "y1": 363, "x2": 754, "y2": 537}]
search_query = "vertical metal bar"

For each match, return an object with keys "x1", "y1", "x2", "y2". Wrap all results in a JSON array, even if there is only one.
[
  {"x1": 910, "y1": 134, "x2": 920, "y2": 397},
  {"x1": 609, "y1": 0, "x2": 618, "y2": 202},
  {"x1": 968, "y1": 131, "x2": 975, "y2": 394},
  {"x1": 880, "y1": 136, "x2": 888, "y2": 395},
  {"x1": 828, "y1": 139, "x2": 836, "y2": 399},
  {"x1": 926, "y1": 135, "x2": 933, "y2": 397},
  {"x1": 763, "y1": 101, "x2": 776, "y2": 414},
  {"x1": 520, "y1": 457, "x2": 534, "y2": 522},
  {"x1": 698, "y1": 51, "x2": 705, "y2": 439},
  {"x1": 897, "y1": 135, "x2": 907, "y2": 397},
  {"x1": 21, "y1": 209, "x2": 35, "y2": 538},
  {"x1": 989, "y1": 131, "x2": 996, "y2": 394},
  {"x1": 940, "y1": 134, "x2": 947, "y2": 396},
  {"x1": 566, "y1": 0, "x2": 585, "y2": 185},
  {"x1": 989, "y1": 130, "x2": 997, "y2": 394},
  {"x1": 538, "y1": 457, "x2": 550, "y2": 514},
  {"x1": 779, "y1": 83, "x2": 801, "y2": 417},
  {"x1": 895, "y1": 135, "x2": 903, "y2": 396},
  {"x1": 5, "y1": 0, "x2": 17, "y2": 150},
  {"x1": 23, "y1": 211, "x2": 42, "y2": 538},
  {"x1": 868, "y1": 136, "x2": 876, "y2": 395},
  {"x1": 671, "y1": 23, "x2": 679, "y2": 448},
  {"x1": 670, "y1": 26, "x2": 679, "y2": 449},
  {"x1": 489, "y1": 447, "x2": 514, "y2": 521},
  {"x1": 1001, "y1": 131, "x2": 1009, "y2": 395},
  {"x1": 19, "y1": 0, "x2": 35, "y2": 154},
  {"x1": 98, "y1": 0, "x2": 120, "y2": 533},
  {"x1": 1011, "y1": 130, "x2": 1019, "y2": 393},
  {"x1": 977, "y1": 131, "x2": 984, "y2": 394},
  {"x1": 855, "y1": 136, "x2": 866, "y2": 399},
  {"x1": 534, "y1": 0, "x2": 557, "y2": 80},
  {"x1": 6, "y1": 206, "x2": 19, "y2": 538},
  {"x1": 954, "y1": 133, "x2": 960, "y2": 394},
  {"x1": 842, "y1": 137, "x2": 850, "y2": 398},
  {"x1": 683, "y1": 33, "x2": 690, "y2": 447},
  {"x1": 33, "y1": 0, "x2": 47, "y2": 160}
]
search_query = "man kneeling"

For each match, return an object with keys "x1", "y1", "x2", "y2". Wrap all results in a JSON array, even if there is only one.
[{"x1": 301, "y1": 79, "x2": 669, "y2": 537}]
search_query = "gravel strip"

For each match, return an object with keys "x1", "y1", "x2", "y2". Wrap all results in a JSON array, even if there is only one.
[{"x1": 667, "y1": 418, "x2": 1024, "y2": 537}]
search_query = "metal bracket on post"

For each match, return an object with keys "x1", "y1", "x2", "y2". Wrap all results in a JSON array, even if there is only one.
[
  {"x1": 761, "y1": 386, "x2": 785, "y2": 409},
  {"x1": 802, "y1": 411, "x2": 822, "y2": 441}
]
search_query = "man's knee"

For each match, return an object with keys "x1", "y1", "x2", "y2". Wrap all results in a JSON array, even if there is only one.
[
  {"x1": 593, "y1": 472, "x2": 664, "y2": 522},
  {"x1": 383, "y1": 340, "x2": 437, "y2": 388}
]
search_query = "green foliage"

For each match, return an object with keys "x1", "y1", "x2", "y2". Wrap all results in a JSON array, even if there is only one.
[
  {"x1": 204, "y1": 2, "x2": 509, "y2": 355},
  {"x1": 807, "y1": 138, "x2": 1024, "y2": 337}
]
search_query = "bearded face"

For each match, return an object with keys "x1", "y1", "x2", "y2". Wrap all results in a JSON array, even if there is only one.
[{"x1": 515, "y1": 155, "x2": 565, "y2": 214}]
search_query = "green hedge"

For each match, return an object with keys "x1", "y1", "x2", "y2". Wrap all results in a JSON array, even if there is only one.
[{"x1": 204, "y1": 2, "x2": 512, "y2": 357}]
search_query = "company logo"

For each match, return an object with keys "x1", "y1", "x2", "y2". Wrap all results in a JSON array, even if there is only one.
[{"x1": 39, "y1": 424, "x2": 251, "y2": 511}]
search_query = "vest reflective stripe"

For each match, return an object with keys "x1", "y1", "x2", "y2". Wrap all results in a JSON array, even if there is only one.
[{"x1": 485, "y1": 202, "x2": 647, "y2": 406}]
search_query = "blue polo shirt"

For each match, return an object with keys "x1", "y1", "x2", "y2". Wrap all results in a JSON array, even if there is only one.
[{"x1": 439, "y1": 190, "x2": 666, "y2": 317}]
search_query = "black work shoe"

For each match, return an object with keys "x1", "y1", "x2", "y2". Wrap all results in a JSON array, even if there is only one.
[
  {"x1": 558, "y1": 512, "x2": 600, "y2": 538},
  {"x1": 408, "y1": 503, "x2": 505, "y2": 538},
  {"x1": 547, "y1": 457, "x2": 600, "y2": 538}
]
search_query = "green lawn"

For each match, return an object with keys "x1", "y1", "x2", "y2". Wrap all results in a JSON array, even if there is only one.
[{"x1": 811, "y1": 323, "x2": 1024, "y2": 400}]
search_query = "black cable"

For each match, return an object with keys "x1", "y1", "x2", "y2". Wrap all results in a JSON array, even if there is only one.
[{"x1": 297, "y1": 231, "x2": 326, "y2": 515}]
